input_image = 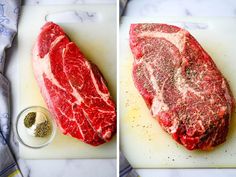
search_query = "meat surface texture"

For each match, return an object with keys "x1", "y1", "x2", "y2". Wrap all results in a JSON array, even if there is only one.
[
  {"x1": 129, "y1": 23, "x2": 235, "y2": 150},
  {"x1": 32, "y1": 22, "x2": 116, "y2": 146}
]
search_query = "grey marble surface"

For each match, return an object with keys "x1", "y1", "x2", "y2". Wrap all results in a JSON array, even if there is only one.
[
  {"x1": 121, "y1": 0, "x2": 236, "y2": 177},
  {"x1": 18, "y1": 159, "x2": 116, "y2": 177},
  {"x1": 123, "y1": 0, "x2": 236, "y2": 17},
  {"x1": 23, "y1": 0, "x2": 115, "y2": 5}
]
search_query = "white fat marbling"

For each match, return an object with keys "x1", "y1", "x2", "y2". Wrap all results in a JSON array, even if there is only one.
[
  {"x1": 8, "y1": 0, "x2": 236, "y2": 177},
  {"x1": 121, "y1": 0, "x2": 236, "y2": 177},
  {"x1": 8, "y1": 1, "x2": 117, "y2": 177}
]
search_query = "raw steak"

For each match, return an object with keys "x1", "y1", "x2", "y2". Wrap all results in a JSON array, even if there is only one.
[
  {"x1": 32, "y1": 22, "x2": 116, "y2": 146},
  {"x1": 129, "y1": 24, "x2": 235, "y2": 150}
]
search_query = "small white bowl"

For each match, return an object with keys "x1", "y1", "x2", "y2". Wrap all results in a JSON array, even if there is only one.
[{"x1": 16, "y1": 106, "x2": 57, "y2": 149}]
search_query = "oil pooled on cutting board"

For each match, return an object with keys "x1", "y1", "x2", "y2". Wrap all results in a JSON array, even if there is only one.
[{"x1": 119, "y1": 23, "x2": 236, "y2": 167}]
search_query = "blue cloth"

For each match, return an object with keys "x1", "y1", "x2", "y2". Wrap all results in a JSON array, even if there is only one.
[
  {"x1": 119, "y1": 0, "x2": 128, "y2": 16},
  {"x1": 120, "y1": 152, "x2": 139, "y2": 177},
  {"x1": 0, "y1": 0, "x2": 22, "y2": 177}
]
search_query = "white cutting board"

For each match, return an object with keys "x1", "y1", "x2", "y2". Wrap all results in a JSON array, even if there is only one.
[
  {"x1": 16, "y1": 5, "x2": 116, "y2": 159},
  {"x1": 120, "y1": 17, "x2": 236, "y2": 168}
]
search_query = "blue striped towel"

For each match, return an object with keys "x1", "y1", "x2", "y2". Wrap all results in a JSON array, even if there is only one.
[
  {"x1": 120, "y1": 152, "x2": 139, "y2": 177},
  {"x1": 0, "y1": 0, "x2": 22, "y2": 177},
  {"x1": 119, "y1": 0, "x2": 128, "y2": 16}
]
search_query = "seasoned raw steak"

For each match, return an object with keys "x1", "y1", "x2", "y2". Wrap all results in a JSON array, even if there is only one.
[
  {"x1": 129, "y1": 24, "x2": 235, "y2": 150},
  {"x1": 32, "y1": 22, "x2": 116, "y2": 146}
]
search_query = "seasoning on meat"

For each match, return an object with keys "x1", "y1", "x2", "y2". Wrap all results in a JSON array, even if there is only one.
[{"x1": 130, "y1": 23, "x2": 235, "y2": 150}]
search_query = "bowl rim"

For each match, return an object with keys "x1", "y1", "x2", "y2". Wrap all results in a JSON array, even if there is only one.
[{"x1": 15, "y1": 106, "x2": 57, "y2": 149}]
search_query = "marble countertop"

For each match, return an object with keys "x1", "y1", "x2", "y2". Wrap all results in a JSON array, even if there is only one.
[
  {"x1": 123, "y1": 0, "x2": 236, "y2": 17},
  {"x1": 122, "y1": 0, "x2": 236, "y2": 177},
  {"x1": 23, "y1": 0, "x2": 115, "y2": 5}
]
